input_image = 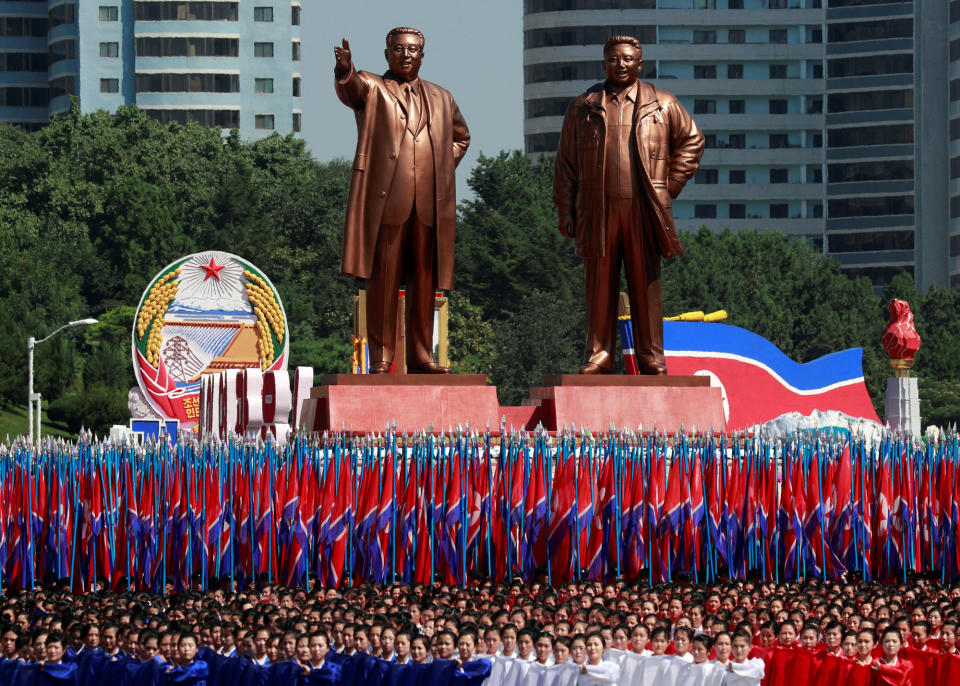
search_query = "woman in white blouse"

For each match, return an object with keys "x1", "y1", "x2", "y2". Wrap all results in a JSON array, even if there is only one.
[{"x1": 578, "y1": 633, "x2": 620, "y2": 685}]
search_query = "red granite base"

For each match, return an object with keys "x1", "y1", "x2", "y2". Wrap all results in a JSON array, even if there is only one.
[{"x1": 522, "y1": 375, "x2": 726, "y2": 433}]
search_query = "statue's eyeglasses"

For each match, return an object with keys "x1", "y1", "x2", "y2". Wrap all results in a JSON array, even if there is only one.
[
  {"x1": 390, "y1": 45, "x2": 422, "y2": 55},
  {"x1": 605, "y1": 56, "x2": 638, "y2": 65}
]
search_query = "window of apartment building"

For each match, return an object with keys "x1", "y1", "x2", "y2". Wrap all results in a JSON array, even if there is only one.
[
  {"x1": 827, "y1": 159, "x2": 913, "y2": 183},
  {"x1": 769, "y1": 64, "x2": 787, "y2": 79},
  {"x1": 704, "y1": 134, "x2": 717, "y2": 148},
  {"x1": 0, "y1": 86, "x2": 51, "y2": 107},
  {"x1": 48, "y1": 40, "x2": 76, "y2": 65},
  {"x1": 292, "y1": 41, "x2": 301, "y2": 61},
  {"x1": 807, "y1": 26, "x2": 822, "y2": 43},
  {"x1": 255, "y1": 114, "x2": 275, "y2": 130},
  {"x1": 137, "y1": 37, "x2": 239, "y2": 57},
  {"x1": 770, "y1": 203, "x2": 788, "y2": 219},
  {"x1": 525, "y1": 26, "x2": 657, "y2": 50},
  {"x1": 728, "y1": 29, "x2": 744, "y2": 43},
  {"x1": 134, "y1": 2, "x2": 239, "y2": 21},
  {"x1": 827, "y1": 124, "x2": 913, "y2": 148},
  {"x1": 136, "y1": 73, "x2": 240, "y2": 93},
  {"x1": 827, "y1": 19, "x2": 913, "y2": 44},
  {"x1": 144, "y1": 109, "x2": 240, "y2": 127},
  {"x1": 769, "y1": 0, "x2": 787, "y2": 7},
  {"x1": 48, "y1": 4, "x2": 76, "y2": 29},
  {"x1": 769, "y1": 133, "x2": 790, "y2": 148},
  {"x1": 100, "y1": 42, "x2": 119, "y2": 58},
  {"x1": 49, "y1": 77, "x2": 74, "y2": 99},
  {"x1": 828, "y1": 195, "x2": 914, "y2": 218},
  {"x1": 729, "y1": 99, "x2": 745, "y2": 114},
  {"x1": 810, "y1": 204, "x2": 823, "y2": 218},
  {"x1": 769, "y1": 29, "x2": 787, "y2": 44},
  {"x1": 727, "y1": 64, "x2": 743, "y2": 79},
  {"x1": 728, "y1": 0, "x2": 744, "y2": 9},
  {"x1": 292, "y1": 5, "x2": 301, "y2": 26},
  {"x1": 525, "y1": 0, "x2": 656, "y2": 9},
  {"x1": 292, "y1": 77, "x2": 301, "y2": 97},
  {"x1": 100, "y1": 78, "x2": 119, "y2": 93},
  {"x1": 728, "y1": 133, "x2": 745, "y2": 148},
  {"x1": 827, "y1": 89, "x2": 913, "y2": 113},
  {"x1": 254, "y1": 6, "x2": 273, "y2": 21},
  {"x1": 99, "y1": 6, "x2": 118, "y2": 21},
  {"x1": 254, "y1": 42, "x2": 274, "y2": 58},
  {"x1": 694, "y1": 99, "x2": 716, "y2": 114},
  {"x1": 729, "y1": 203, "x2": 746, "y2": 219},
  {"x1": 827, "y1": 231, "x2": 913, "y2": 253},
  {"x1": 0, "y1": 17, "x2": 49, "y2": 38},
  {"x1": 729, "y1": 170, "x2": 745, "y2": 184},
  {"x1": 770, "y1": 168, "x2": 788, "y2": 183},
  {"x1": 694, "y1": 65, "x2": 716, "y2": 79},
  {"x1": 807, "y1": 165, "x2": 823, "y2": 183},
  {"x1": 828, "y1": 53, "x2": 912, "y2": 79},
  {"x1": 693, "y1": 30, "x2": 716, "y2": 44},
  {"x1": 695, "y1": 169, "x2": 718, "y2": 184},
  {"x1": 695, "y1": 205, "x2": 717, "y2": 219},
  {"x1": 293, "y1": 112, "x2": 302, "y2": 132},
  {"x1": 255, "y1": 78, "x2": 274, "y2": 94},
  {"x1": 769, "y1": 99, "x2": 787, "y2": 114},
  {"x1": 526, "y1": 132, "x2": 561, "y2": 153},
  {"x1": 0, "y1": 52, "x2": 49, "y2": 72},
  {"x1": 694, "y1": 0, "x2": 717, "y2": 8},
  {"x1": 810, "y1": 63, "x2": 823, "y2": 79},
  {"x1": 807, "y1": 131, "x2": 823, "y2": 148},
  {"x1": 807, "y1": 97, "x2": 823, "y2": 113}
]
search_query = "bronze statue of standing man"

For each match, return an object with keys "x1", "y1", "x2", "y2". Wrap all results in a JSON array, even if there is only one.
[
  {"x1": 334, "y1": 28, "x2": 470, "y2": 373},
  {"x1": 554, "y1": 36, "x2": 704, "y2": 375}
]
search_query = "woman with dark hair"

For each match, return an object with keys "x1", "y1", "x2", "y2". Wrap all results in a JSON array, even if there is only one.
[
  {"x1": 577, "y1": 632, "x2": 619, "y2": 684},
  {"x1": 871, "y1": 628, "x2": 914, "y2": 686}
]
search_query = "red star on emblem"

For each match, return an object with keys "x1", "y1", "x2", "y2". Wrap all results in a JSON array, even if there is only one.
[{"x1": 201, "y1": 257, "x2": 224, "y2": 281}]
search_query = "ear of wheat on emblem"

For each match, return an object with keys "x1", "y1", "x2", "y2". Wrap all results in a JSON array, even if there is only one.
[
  {"x1": 243, "y1": 269, "x2": 285, "y2": 370},
  {"x1": 137, "y1": 268, "x2": 182, "y2": 368}
]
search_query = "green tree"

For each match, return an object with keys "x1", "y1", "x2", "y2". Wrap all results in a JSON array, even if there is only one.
[
  {"x1": 447, "y1": 292, "x2": 496, "y2": 375},
  {"x1": 489, "y1": 290, "x2": 583, "y2": 405},
  {"x1": 455, "y1": 152, "x2": 581, "y2": 323}
]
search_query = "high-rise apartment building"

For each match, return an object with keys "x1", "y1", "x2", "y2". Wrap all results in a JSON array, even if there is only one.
[
  {"x1": 524, "y1": 1, "x2": 954, "y2": 290},
  {"x1": 0, "y1": 1, "x2": 302, "y2": 140},
  {"x1": 949, "y1": 0, "x2": 960, "y2": 287}
]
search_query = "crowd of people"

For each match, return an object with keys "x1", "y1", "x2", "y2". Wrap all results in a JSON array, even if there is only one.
[{"x1": 0, "y1": 574, "x2": 959, "y2": 685}]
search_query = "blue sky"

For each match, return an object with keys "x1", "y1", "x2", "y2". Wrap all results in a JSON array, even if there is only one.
[{"x1": 300, "y1": 0, "x2": 525, "y2": 199}]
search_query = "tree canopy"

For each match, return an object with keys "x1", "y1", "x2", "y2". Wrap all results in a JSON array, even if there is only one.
[{"x1": 1, "y1": 107, "x2": 957, "y2": 432}]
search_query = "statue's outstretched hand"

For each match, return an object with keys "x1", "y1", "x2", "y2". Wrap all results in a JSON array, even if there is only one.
[{"x1": 334, "y1": 38, "x2": 352, "y2": 76}]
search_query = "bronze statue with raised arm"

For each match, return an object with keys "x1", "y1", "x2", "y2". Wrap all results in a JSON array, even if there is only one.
[
  {"x1": 334, "y1": 28, "x2": 470, "y2": 374},
  {"x1": 554, "y1": 36, "x2": 704, "y2": 375}
]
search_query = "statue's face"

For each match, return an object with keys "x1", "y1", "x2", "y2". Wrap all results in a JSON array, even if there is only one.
[
  {"x1": 385, "y1": 32, "x2": 424, "y2": 82},
  {"x1": 603, "y1": 43, "x2": 642, "y2": 88}
]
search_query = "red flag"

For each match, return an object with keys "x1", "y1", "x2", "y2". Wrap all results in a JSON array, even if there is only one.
[
  {"x1": 327, "y1": 457, "x2": 352, "y2": 587},
  {"x1": 547, "y1": 453, "x2": 576, "y2": 582},
  {"x1": 413, "y1": 460, "x2": 432, "y2": 584},
  {"x1": 873, "y1": 457, "x2": 893, "y2": 575}
]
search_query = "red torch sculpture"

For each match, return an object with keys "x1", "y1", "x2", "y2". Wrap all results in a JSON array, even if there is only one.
[{"x1": 881, "y1": 299, "x2": 921, "y2": 377}]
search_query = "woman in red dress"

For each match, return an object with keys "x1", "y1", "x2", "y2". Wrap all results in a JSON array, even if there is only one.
[{"x1": 872, "y1": 628, "x2": 913, "y2": 686}]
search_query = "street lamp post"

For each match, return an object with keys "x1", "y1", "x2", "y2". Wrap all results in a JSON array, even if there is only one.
[{"x1": 27, "y1": 318, "x2": 98, "y2": 445}]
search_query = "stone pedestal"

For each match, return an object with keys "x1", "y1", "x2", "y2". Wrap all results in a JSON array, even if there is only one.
[
  {"x1": 884, "y1": 376, "x2": 920, "y2": 435},
  {"x1": 522, "y1": 375, "x2": 726, "y2": 433},
  {"x1": 300, "y1": 374, "x2": 501, "y2": 434}
]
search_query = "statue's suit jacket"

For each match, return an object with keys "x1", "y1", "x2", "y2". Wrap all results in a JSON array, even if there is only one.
[
  {"x1": 336, "y1": 67, "x2": 470, "y2": 291},
  {"x1": 554, "y1": 80, "x2": 703, "y2": 260}
]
